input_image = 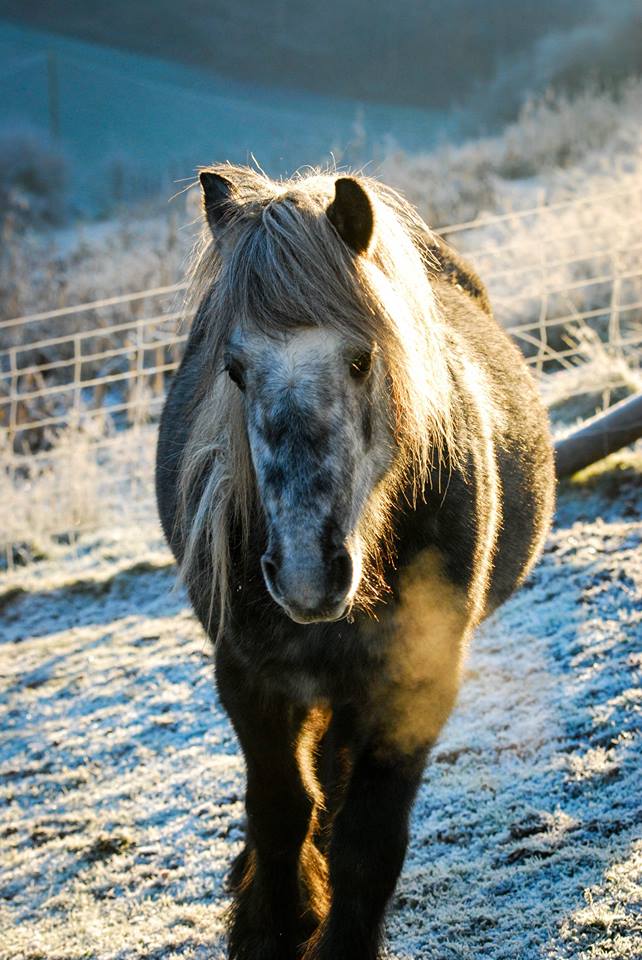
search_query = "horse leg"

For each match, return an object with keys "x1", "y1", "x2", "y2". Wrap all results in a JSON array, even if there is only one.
[
  {"x1": 216, "y1": 642, "x2": 323, "y2": 960},
  {"x1": 306, "y1": 583, "x2": 467, "y2": 958},
  {"x1": 304, "y1": 737, "x2": 426, "y2": 960},
  {"x1": 312, "y1": 706, "x2": 355, "y2": 855}
]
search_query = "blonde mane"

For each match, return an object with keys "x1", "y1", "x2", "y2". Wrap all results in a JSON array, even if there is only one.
[{"x1": 177, "y1": 165, "x2": 456, "y2": 637}]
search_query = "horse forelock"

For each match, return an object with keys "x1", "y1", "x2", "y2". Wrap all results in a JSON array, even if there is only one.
[{"x1": 178, "y1": 166, "x2": 457, "y2": 636}]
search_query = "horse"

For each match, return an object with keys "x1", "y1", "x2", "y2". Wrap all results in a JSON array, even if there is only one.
[{"x1": 155, "y1": 164, "x2": 555, "y2": 960}]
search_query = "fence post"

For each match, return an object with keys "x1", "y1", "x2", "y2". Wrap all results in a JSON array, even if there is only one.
[
  {"x1": 154, "y1": 344, "x2": 164, "y2": 397},
  {"x1": 609, "y1": 265, "x2": 622, "y2": 361},
  {"x1": 6, "y1": 347, "x2": 18, "y2": 570},
  {"x1": 535, "y1": 206, "x2": 551, "y2": 377},
  {"x1": 136, "y1": 318, "x2": 145, "y2": 425},
  {"x1": 555, "y1": 392, "x2": 642, "y2": 478},
  {"x1": 47, "y1": 51, "x2": 61, "y2": 140},
  {"x1": 73, "y1": 334, "x2": 82, "y2": 425},
  {"x1": 8, "y1": 347, "x2": 18, "y2": 451}
]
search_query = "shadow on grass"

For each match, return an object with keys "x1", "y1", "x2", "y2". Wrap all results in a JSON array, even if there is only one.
[{"x1": 0, "y1": 562, "x2": 183, "y2": 643}]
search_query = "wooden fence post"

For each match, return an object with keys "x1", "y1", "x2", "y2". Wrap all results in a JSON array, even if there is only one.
[{"x1": 555, "y1": 392, "x2": 642, "y2": 478}]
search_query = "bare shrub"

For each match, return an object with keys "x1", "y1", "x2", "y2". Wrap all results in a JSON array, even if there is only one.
[
  {"x1": 0, "y1": 124, "x2": 69, "y2": 225},
  {"x1": 379, "y1": 79, "x2": 642, "y2": 226}
]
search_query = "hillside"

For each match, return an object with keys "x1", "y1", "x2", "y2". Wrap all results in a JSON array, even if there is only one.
[
  {"x1": 0, "y1": 0, "x2": 588, "y2": 110},
  {"x1": 1, "y1": 74, "x2": 641, "y2": 960},
  {"x1": 2, "y1": 77, "x2": 641, "y2": 319}
]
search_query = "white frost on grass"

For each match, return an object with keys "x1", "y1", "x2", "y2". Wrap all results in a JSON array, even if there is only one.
[
  {"x1": 379, "y1": 78, "x2": 642, "y2": 228},
  {"x1": 1, "y1": 455, "x2": 641, "y2": 960}
]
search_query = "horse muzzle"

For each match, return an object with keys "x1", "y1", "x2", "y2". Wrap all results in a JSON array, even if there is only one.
[{"x1": 261, "y1": 544, "x2": 355, "y2": 624}]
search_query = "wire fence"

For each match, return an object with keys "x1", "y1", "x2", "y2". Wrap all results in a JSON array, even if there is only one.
[{"x1": 2, "y1": 185, "x2": 642, "y2": 568}]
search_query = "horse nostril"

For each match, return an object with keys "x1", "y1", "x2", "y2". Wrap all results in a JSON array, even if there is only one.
[
  {"x1": 329, "y1": 546, "x2": 353, "y2": 599},
  {"x1": 261, "y1": 554, "x2": 282, "y2": 598}
]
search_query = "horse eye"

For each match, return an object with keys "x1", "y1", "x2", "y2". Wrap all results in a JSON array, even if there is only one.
[
  {"x1": 349, "y1": 350, "x2": 373, "y2": 380},
  {"x1": 225, "y1": 361, "x2": 246, "y2": 390}
]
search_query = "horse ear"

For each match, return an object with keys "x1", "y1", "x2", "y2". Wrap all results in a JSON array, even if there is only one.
[
  {"x1": 327, "y1": 177, "x2": 374, "y2": 255},
  {"x1": 199, "y1": 170, "x2": 234, "y2": 233}
]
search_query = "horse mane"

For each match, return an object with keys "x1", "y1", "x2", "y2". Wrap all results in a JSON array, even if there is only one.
[{"x1": 177, "y1": 165, "x2": 457, "y2": 637}]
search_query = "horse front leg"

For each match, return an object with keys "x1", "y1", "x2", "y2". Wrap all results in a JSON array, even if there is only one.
[
  {"x1": 304, "y1": 738, "x2": 426, "y2": 960},
  {"x1": 306, "y1": 631, "x2": 463, "y2": 960},
  {"x1": 216, "y1": 642, "x2": 324, "y2": 960}
]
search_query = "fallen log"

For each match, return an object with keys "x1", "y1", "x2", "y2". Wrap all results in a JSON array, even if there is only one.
[{"x1": 555, "y1": 391, "x2": 642, "y2": 479}]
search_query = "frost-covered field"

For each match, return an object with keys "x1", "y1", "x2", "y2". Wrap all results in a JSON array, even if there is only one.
[{"x1": 1, "y1": 451, "x2": 641, "y2": 960}]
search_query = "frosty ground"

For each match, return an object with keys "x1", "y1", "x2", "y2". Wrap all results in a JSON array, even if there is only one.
[{"x1": 0, "y1": 450, "x2": 640, "y2": 960}]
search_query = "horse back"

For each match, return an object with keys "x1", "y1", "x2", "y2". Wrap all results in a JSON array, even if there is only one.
[{"x1": 419, "y1": 260, "x2": 555, "y2": 619}]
